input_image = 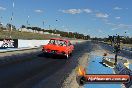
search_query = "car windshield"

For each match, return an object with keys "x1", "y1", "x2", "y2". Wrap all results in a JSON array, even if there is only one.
[
  {"x1": 49, "y1": 39, "x2": 67, "y2": 46},
  {"x1": 49, "y1": 39, "x2": 57, "y2": 45},
  {"x1": 57, "y1": 40, "x2": 67, "y2": 46}
]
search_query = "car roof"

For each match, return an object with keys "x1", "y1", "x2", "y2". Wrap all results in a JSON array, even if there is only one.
[{"x1": 50, "y1": 38, "x2": 70, "y2": 42}]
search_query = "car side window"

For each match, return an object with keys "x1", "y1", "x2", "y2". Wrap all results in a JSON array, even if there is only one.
[
  {"x1": 63, "y1": 41, "x2": 67, "y2": 46},
  {"x1": 49, "y1": 39, "x2": 56, "y2": 45},
  {"x1": 68, "y1": 42, "x2": 71, "y2": 46}
]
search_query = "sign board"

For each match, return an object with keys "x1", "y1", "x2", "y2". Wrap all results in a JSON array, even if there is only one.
[
  {"x1": 114, "y1": 62, "x2": 132, "y2": 88},
  {"x1": 0, "y1": 39, "x2": 18, "y2": 48}
]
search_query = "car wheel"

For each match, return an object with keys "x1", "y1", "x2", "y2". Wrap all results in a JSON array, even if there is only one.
[{"x1": 70, "y1": 52, "x2": 72, "y2": 56}]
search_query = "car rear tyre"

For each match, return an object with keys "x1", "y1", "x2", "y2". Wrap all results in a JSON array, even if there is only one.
[
  {"x1": 66, "y1": 54, "x2": 69, "y2": 59},
  {"x1": 70, "y1": 52, "x2": 72, "y2": 56}
]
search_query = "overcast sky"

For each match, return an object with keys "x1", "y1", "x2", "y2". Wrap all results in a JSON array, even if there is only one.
[{"x1": 0, "y1": 0, "x2": 132, "y2": 38}]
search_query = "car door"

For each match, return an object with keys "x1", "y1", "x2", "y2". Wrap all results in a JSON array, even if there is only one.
[{"x1": 69, "y1": 42, "x2": 74, "y2": 51}]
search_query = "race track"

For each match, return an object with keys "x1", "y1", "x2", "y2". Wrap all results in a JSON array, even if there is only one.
[{"x1": 0, "y1": 41, "x2": 92, "y2": 88}]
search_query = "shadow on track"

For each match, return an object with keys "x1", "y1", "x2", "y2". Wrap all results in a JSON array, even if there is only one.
[{"x1": 37, "y1": 53, "x2": 71, "y2": 60}]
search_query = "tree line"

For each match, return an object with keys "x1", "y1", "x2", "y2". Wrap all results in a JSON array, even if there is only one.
[
  {"x1": 0, "y1": 23, "x2": 90, "y2": 40},
  {"x1": 21, "y1": 25, "x2": 90, "y2": 40},
  {"x1": 91, "y1": 36, "x2": 132, "y2": 44}
]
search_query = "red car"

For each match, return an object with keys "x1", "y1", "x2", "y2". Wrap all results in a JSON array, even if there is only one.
[{"x1": 42, "y1": 38, "x2": 74, "y2": 59}]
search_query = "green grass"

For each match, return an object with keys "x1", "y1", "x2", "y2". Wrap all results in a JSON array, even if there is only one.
[{"x1": 0, "y1": 29, "x2": 61, "y2": 40}]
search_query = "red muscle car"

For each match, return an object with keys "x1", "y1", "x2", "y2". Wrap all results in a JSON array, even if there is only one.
[{"x1": 42, "y1": 38, "x2": 74, "y2": 59}]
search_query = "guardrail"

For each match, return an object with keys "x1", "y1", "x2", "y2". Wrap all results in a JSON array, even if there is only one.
[{"x1": 0, "y1": 39, "x2": 85, "y2": 53}]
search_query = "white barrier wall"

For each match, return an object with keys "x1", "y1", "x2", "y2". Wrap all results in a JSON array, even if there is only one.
[
  {"x1": 17, "y1": 39, "x2": 83, "y2": 48},
  {"x1": 0, "y1": 41, "x2": 3, "y2": 47},
  {"x1": 18, "y1": 39, "x2": 49, "y2": 48}
]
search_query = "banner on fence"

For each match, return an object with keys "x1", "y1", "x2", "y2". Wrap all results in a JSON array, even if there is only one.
[{"x1": 0, "y1": 39, "x2": 18, "y2": 48}]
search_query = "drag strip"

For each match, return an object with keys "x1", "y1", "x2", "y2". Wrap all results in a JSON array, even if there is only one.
[{"x1": 0, "y1": 41, "x2": 92, "y2": 88}]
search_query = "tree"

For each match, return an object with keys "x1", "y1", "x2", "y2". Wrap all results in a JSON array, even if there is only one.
[
  {"x1": 6, "y1": 23, "x2": 16, "y2": 30},
  {"x1": 21, "y1": 25, "x2": 26, "y2": 28}
]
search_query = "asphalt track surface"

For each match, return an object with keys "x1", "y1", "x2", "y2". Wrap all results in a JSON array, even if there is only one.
[{"x1": 0, "y1": 41, "x2": 93, "y2": 88}]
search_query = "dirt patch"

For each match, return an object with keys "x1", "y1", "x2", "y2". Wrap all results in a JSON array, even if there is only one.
[{"x1": 62, "y1": 53, "x2": 89, "y2": 88}]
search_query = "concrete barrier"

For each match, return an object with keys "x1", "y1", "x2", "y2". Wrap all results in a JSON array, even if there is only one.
[
  {"x1": 0, "y1": 41, "x2": 3, "y2": 46},
  {"x1": 18, "y1": 39, "x2": 85, "y2": 48},
  {"x1": 0, "y1": 39, "x2": 86, "y2": 53},
  {"x1": 0, "y1": 39, "x2": 49, "y2": 53},
  {"x1": 18, "y1": 39, "x2": 49, "y2": 48}
]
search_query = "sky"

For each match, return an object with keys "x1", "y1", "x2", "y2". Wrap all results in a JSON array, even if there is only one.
[{"x1": 0, "y1": 0, "x2": 132, "y2": 38}]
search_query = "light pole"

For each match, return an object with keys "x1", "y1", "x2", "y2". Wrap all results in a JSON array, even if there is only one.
[
  {"x1": 55, "y1": 19, "x2": 58, "y2": 33},
  {"x1": 26, "y1": 16, "x2": 30, "y2": 27},
  {"x1": 114, "y1": 35, "x2": 120, "y2": 65},
  {"x1": 49, "y1": 25, "x2": 51, "y2": 30},
  {"x1": 42, "y1": 21, "x2": 44, "y2": 29},
  {"x1": 10, "y1": 0, "x2": 15, "y2": 32},
  {"x1": 0, "y1": 16, "x2": 2, "y2": 29},
  {"x1": 108, "y1": 35, "x2": 121, "y2": 65},
  {"x1": 9, "y1": 0, "x2": 15, "y2": 38}
]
